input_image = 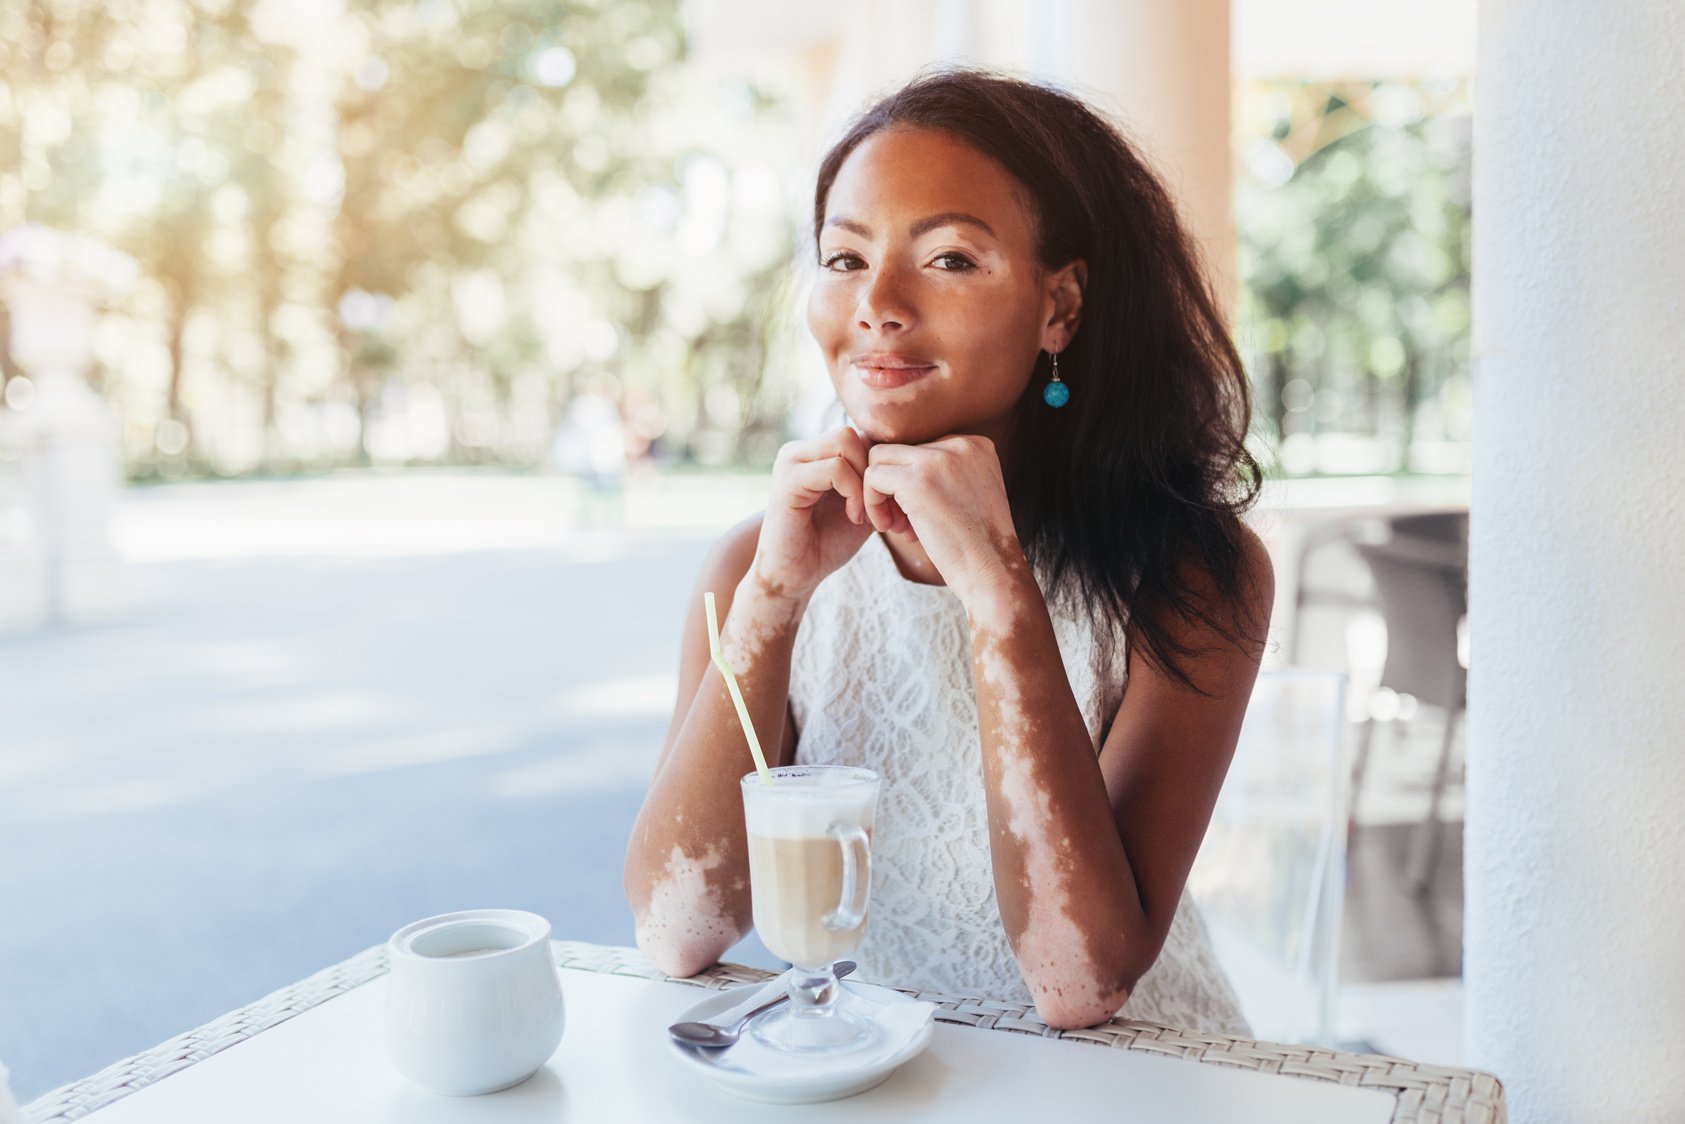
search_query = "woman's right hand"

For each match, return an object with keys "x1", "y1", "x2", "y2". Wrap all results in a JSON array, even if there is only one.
[{"x1": 752, "y1": 427, "x2": 873, "y2": 601}]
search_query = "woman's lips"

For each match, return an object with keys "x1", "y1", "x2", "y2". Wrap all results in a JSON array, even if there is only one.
[{"x1": 854, "y1": 363, "x2": 935, "y2": 390}]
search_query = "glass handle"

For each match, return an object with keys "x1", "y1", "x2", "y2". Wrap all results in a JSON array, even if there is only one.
[{"x1": 823, "y1": 822, "x2": 870, "y2": 932}]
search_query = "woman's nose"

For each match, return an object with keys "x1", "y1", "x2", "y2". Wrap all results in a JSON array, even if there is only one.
[{"x1": 856, "y1": 261, "x2": 915, "y2": 331}]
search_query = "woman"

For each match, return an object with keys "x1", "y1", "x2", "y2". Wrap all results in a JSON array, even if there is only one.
[{"x1": 623, "y1": 68, "x2": 1272, "y2": 1034}]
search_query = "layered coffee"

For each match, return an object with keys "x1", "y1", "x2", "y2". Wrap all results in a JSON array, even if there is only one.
[
  {"x1": 741, "y1": 767, "x2": 877, "y2": 970},
  {"x1": 747, "y1": 830, "x2": 870, "y2": 967}
]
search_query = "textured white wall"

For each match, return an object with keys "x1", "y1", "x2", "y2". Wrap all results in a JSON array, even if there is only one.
[{"x1": 1468, "y1": 4, "x2": 1685, "y2": 1123}]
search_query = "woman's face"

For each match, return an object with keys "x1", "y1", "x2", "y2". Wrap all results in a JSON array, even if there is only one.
[{"x1": 807, "y1": 126, "x2": 1079, "y2": 450}]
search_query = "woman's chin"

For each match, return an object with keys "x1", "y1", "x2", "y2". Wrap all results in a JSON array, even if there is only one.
[
  {"x1": 844, "y1": 406, "x2": 945, "y2": 447},
  {"x1": 860, "y1": 423, "x2": 938, "y2": 447}
]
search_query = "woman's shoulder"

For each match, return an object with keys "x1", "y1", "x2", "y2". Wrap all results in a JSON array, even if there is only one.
[
  {"x1": 1220, "y1": 522, "x2": 1276, "y2": 623},
  {"x1": 1146, "y1": 521, "x2": 1276, "y2": 677},
  {"x1": 1139, "y1": 520, "x2": 1274, "y2": 617}
]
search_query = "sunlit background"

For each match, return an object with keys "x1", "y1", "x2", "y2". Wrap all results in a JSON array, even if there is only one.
[
  {"x1": 0, "y1": 0, "x2": 1475, "y2": 1105},
  {"x1": 0, "y1": 0, "x2": 1470, "y2": 478}
]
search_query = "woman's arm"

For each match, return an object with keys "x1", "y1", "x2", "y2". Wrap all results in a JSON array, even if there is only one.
[
  {"x1": 623, "y1": 426, "x2": 873, "y2": 977},
  {"x1": 857, "y1": 432, "x2": 1272, "y2": 1027},
  {"x1": 965, "y1": 530, "x2": 1274, "y2": 1029},
  {"x1": 622, "y1": 515, "x2": 802, "y2": 977}
]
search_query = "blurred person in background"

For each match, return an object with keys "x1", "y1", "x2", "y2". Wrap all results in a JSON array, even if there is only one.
[{"x1": 551, "y1": 376, "x2": 628, "y2": 524}]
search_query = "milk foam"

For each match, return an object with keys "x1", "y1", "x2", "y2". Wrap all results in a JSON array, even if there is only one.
[{"x1": 742, "y1": 779, "x2": 876, "y2": 838}]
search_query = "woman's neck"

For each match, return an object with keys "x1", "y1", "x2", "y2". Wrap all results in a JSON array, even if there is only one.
[{"x1": 972, "y1": 414, "x2": 1017, "y2": 479}]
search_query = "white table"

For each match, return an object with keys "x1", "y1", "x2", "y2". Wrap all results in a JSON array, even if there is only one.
[{"x1": 24, "y1": 942, "x2": 1506, "y2": 1123}]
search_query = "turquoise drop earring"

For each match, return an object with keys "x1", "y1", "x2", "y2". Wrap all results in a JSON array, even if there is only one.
[{"x1": 1043, "y1": 351, "x2": 1070, "y2": 408}]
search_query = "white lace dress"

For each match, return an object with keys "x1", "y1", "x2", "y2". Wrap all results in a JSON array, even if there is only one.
[{"x1": 787, "y1": 532, "x2": 1250, "y2": 1035}]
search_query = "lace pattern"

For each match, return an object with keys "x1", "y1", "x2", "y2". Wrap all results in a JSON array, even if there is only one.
[{"x1": 788, "y1": 533, "x2": 1250, "y2": 1036}]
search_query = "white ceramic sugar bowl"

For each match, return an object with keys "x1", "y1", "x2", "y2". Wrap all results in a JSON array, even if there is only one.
[{"x1": 385, "y1": 909, "x2": 566, "y2": 1096}]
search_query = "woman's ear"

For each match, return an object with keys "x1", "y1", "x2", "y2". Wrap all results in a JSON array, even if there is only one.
[{"x1": 1040, "y1": 259, "x2": 1087, "y2": 353}]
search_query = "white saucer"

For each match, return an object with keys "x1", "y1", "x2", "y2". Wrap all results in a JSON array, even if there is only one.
[{"x1": 668, "y1": 980, "x2": 936, "y2": 1104}]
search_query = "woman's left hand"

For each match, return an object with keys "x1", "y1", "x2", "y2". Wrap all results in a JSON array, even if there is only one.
[{"x1": 861, "y1": 435, "x2": 1028, "y2": 611}]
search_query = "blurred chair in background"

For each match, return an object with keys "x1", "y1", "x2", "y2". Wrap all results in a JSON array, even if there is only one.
[
  {"x1": 1351, "y1": 512, "x2": 1469, "y2": 894},
  {"x1": 1287, "y1": 514, "x2": 1388, "y2": 666},
  {"x1": 1189, "y1": 669, "x2": 1349, "y2": 1047}
]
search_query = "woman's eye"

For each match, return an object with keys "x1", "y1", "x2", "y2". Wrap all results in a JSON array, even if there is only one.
[
  {"x1": 932, "y1": 252, "x2": 977, "y2": 272},
  {"x1": 820, "y1": 251, "x2": 864, "y2": 271}
]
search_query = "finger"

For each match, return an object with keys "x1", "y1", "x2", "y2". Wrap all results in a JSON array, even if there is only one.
[
  {"x1": 835, "y1": 426, "x2": 869, "y2": 482},
  {"x1": 874, "y1": 494, "x2": 914, "y2": 538},
  {"x1": 866, "y1": 442, "x2": 917, "y2": 467},
  {"x1": 788, "y1": 456, "x2": 863, "y2": 519},
  {"x1": 861, "y1": 462, "x2": 912, "y2": 534},
  {"x1": 925, "y1": 433, "x2": 988, "y2": 454},
  {"x1": 865, "y1": 463, "x2": 927, "y2": 541},
  {"x1": 794, "y1": 432, "x2": 868, "y2": 522},
  {"x1": 778, "y1": 430, "x2": 865, "y2": 471},
  {"x1": 871, "y1": 436, "x2": 984, "y2": 469},
  {"x1": 898, "y1": 504, "x2": 919, "y2": 542},
  {"x1": 829, "y1": 457, "x2": 866, "y2": 523},
  {"x1": 887, "y1": 498, "x2": 914, "y2": 537}
]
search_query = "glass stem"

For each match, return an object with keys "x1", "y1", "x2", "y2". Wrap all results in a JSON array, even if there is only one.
[{"x1": 787, "y1": 963, "x2": 839, "y2": 1019}]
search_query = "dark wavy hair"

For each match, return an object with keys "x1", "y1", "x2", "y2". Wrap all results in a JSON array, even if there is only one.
[{"x1": 812, "y1": 68, "x2": 1265, "y2": 693}]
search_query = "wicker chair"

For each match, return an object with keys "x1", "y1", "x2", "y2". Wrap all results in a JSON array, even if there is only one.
[{"x1": 1350, "y1": 513, "x2": 1469, "y2": 893}]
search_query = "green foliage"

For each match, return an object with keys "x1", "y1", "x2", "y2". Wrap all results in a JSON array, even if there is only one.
[{"x1": 1237, "y1": 80, "x2": 1472, "y2": 476}]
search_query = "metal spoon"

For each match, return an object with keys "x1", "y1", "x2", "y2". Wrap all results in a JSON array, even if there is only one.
[{"x1": 669, "y1": 961, "x2": 858, "y2": 1049}]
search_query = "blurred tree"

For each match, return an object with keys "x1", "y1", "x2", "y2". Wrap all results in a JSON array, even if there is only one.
[
  {"x1": 0, "y1": 2, "x2": 130, "y2": 397},
  {"x1": 3, "y1": 0, "x2": 302, "y2": 467},
  {"x1": 1238, "y1": 80, "x2": 1472, "y2": 476},
  {"x1": 323, "y1": 0, "x2": 801, "y2": 466},
  {"x1": 0, "y1": 0, "x2": 802, "y2": 476}
]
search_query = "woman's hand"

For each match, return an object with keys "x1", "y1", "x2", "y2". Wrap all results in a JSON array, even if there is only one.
[
  {"x1": 751, "y1": 427, "x2": 874, "y2": 602},
  {"x1": 861, "y1": 434, "x2": 1027, "y2": 612}
]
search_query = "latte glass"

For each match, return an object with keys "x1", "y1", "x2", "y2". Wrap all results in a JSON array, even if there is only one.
[{"x1": 740, "y1": 765, "x2": 880, "y2": 1053}]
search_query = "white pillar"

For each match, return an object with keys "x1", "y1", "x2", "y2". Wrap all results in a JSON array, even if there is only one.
[
  {"x1": 690, "y1": 1, "x2": 1233, "y2": 313},
  {"x1": 1468, "y1": 5, "x2": 1685, "y2": 1123},
  {"x1": 1063, "y1": 0, "x2": 1234, "y2": 314}
]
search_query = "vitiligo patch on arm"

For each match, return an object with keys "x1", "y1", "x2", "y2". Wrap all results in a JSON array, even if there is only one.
[
  {"x1": 975, "y1": 621, "x2": 1130, "y2": 1023},
  {"x1": 633, "y1": 843, "x2": 740, "y2": 972}
]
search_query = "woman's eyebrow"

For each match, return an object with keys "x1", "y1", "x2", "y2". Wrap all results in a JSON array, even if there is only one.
[
  {"x1": 823, "y1": 212, "x2": 997, "y2": 239},
  {"x1": 822, "y1": 217, "x2": 870, "y2": 236},
  {"x1": 904, "y1": 211, "x2": 996, "y2": 238}
]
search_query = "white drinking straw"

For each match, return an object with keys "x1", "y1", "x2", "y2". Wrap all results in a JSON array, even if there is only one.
[{"x1": 704, "y1": 591, "x2": 771, "y2": 782}]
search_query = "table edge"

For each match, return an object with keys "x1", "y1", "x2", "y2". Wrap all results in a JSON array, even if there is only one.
[{"x1": 24, "y1": 940, "x2": 1506, "y2": 1124}]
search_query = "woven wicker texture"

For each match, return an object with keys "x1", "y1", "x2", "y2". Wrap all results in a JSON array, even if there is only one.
[{"x1": 25, "y1": 941, "x2": 1504, "y2": 1123}]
